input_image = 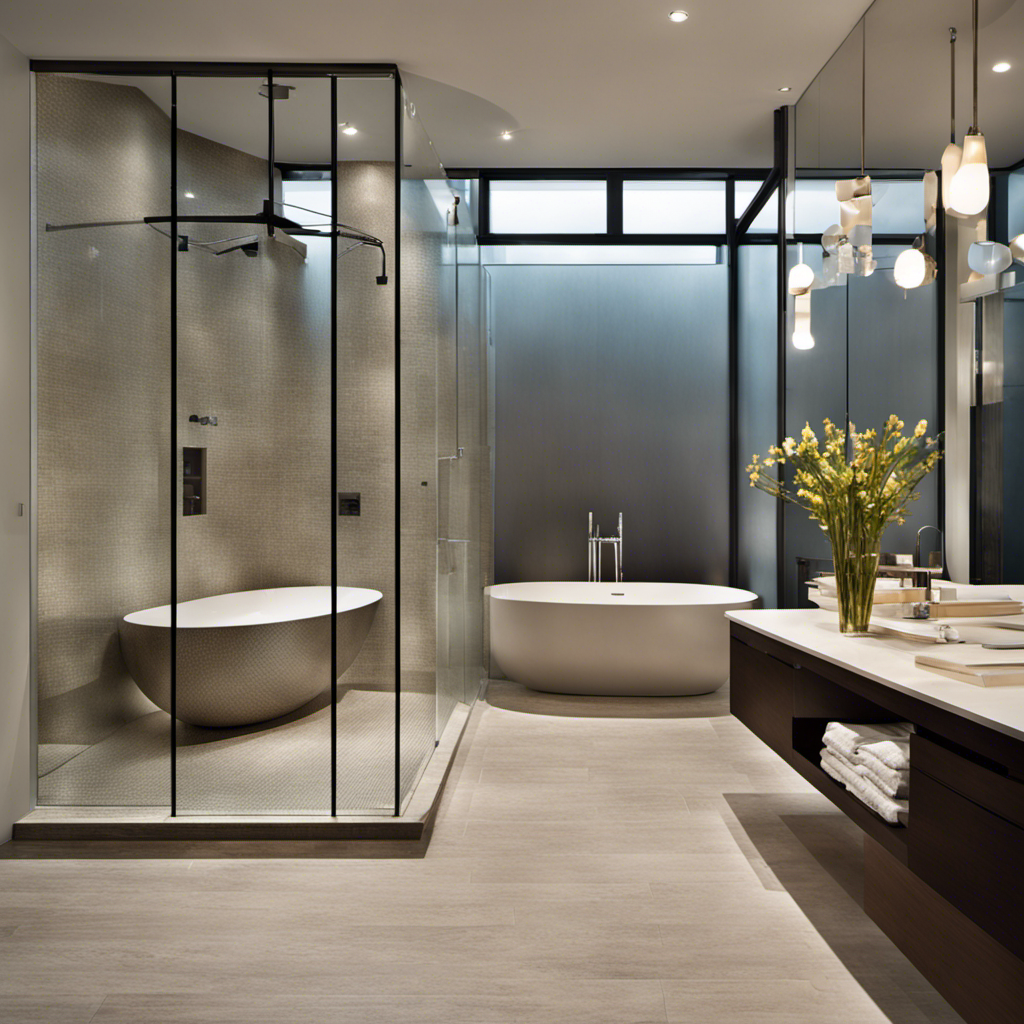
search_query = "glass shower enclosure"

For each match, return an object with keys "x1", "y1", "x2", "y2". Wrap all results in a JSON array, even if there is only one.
[{"x1": 32, "y1": 63, "x2": 485, "y2": 820}]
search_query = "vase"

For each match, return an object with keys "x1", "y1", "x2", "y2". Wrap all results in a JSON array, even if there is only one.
[{"x1": 831, "y1": 540, "x2": 881, "y2": 635}]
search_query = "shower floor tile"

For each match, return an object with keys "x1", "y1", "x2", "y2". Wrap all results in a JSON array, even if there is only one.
[{"x1": 37, "y1": 689, "x2": 433, "y2": 814}]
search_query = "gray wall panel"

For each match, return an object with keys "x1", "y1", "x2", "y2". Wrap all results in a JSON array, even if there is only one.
[{"x1": 491, "y1": 263, "x2": 729, "y2": 586}]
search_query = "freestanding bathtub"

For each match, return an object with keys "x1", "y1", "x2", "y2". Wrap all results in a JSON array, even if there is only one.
[
  {"x1": 486, "y1": 582, "x2": 757, "y2": 696},
  {"x1": 120, "y1": 586, "x2": 382, "y2": 727}
]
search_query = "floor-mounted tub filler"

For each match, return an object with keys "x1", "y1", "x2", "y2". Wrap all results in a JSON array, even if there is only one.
[
  {"x1": 486, "y1": 582, "x2": 757, "y2": 696},
  {"x1": 120, "y1": 586, "x2": 382, "y2": 727}
]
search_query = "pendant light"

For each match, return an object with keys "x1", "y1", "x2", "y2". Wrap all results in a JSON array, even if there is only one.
[
  {"x1": 967, "y1": 239, "x2": 1012, "y2": 274},
  {"x1": 949, "y1": 0, "x2": 990, "y2": 216},
  {"x1": 894, "y1": 243, "x2": 937, "y2": 290},
  {"x1": 941, "y1": 28, "x2": 967, "y2": 216},
  {"x1": 895, "y1": 172, "x2": 939, "y2": 291},
  {"x1": 789, "y1": 243, "x2": 815, "y2": 350}
]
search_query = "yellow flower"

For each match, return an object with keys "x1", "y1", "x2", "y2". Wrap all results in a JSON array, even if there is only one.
[{"x1": 914, "y1": 419, "x2": 927, "y2": 437}]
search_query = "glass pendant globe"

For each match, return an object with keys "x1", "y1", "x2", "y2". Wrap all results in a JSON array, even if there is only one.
[
  {"x1": 949, "y1": 133, "x2": 990, "y2": 216},
  {"x1": 967, "y1": 240, "x2": 1012, "y2": 275},
  {"x1": 893, "y1": 248, "x2": 936, "y2": 289},
  {"x1": 788, "y1": 263, "x2": 815, "y2": 295},
  {"x1": 940, "y1": 142, "x2": 963, "y2": 213},
  {"x1": 1010, "y1": 234, "x2": 1024, "y2": 263}
]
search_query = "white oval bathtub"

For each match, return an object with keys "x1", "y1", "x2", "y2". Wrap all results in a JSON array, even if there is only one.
[
  {"x1": 486, "y1": 582, "x2": 757, "y2": 696},
  {"x1": 120, "y1": 586, "x2": 382, "y2": 727}
]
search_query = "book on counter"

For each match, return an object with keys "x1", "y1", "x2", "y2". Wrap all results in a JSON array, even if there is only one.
[{"x1": 915, "y1": 646, "x2": 1024, "y2": 686}]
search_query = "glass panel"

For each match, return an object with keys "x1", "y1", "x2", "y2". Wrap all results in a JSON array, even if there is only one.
[
  {"x1": 481, "y1": 245, "x2": 719, "y2": 265},
  {"x1": 35, "y1": 73, "x2": 171, "y2": 809},
  {"x1": 1005, "y1": 293, "x2": 1024, "y2": 581},
  {"x1": 736, "y1": 245, "x2": 778, "y2": 606},
  {"x1": 792, "y1": 179, "x2": 925, "y2": 236},
  {"x1": 172, "y1": 75, "x2": 332, "y2": 814},
  {"x1": 331, "y1": 79, "x2": 399, "y2": 813},
  {"x1": 487, "y1": 257, "x2": 729, "y2": 585},
  {"x1": 454, "y1": 189, "x2": 487, "y2": 705},
  {"x1": 623, "y1": 180, "x2": 725, "y2": 234},
  {"x1": 398, "y1": 89, "x2": 444, "y2": 808},
  {"x1": 783, "y1": 243, "x2": 939, "y2": 606},
  {"x1": 489, "y1": 179, "x2": 607, "y2": 234},
  {"x1": 735, "y1": 181, "x2": 778, "y2": 233}
]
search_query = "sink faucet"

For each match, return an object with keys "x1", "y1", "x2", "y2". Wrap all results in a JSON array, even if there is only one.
[
  {"x1": 588, "y1": 512, "x2": 623, "y2": 583},
  {"x1": 904, "y1": 525, "x2": 944, "y2": 619}
]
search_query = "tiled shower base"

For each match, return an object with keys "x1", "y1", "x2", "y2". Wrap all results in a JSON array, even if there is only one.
[{"x1": 17, "y1": 690, "x2": 470, "y2": 842}]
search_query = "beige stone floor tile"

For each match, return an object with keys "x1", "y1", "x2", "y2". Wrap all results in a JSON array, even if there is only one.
[
  {"x1": 466, "y1": 851, "x2": 766, "y2": 885},
  {"x1": 0, "y1": 997, "x2": 106, "y2": 1024},
  {"x1": 90, "y1": 980, "x2": 669, "y2": 1024},
  {"x1": 661, "y1": 979, "x2": 890, "y2": 1023},
  {"x1": 0, "y1": 686, "x2": 962, "y2": 1023}
]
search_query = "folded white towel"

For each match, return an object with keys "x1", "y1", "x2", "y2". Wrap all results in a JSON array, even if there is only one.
[
  {"x1": 820, "y1": 748, "x2": 908, "y2": 825},
  {"x1": 823, "y1": 721, "x2": 912, "y2": 767},
  {"x1": 856, "y1": 737, "x2": 910, "y2": 772},
  {"x1": 853, "y1": 748, "x2": 909, "y2": 796}
]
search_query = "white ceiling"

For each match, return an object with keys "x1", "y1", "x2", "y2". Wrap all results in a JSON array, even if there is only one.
[{"x1": 0, "y1": 0, "x2": 874, "y2": 168}]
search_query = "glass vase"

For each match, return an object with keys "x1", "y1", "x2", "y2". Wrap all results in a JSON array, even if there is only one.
[{"x1": 832, "y1": 540, "x2": 881, "y2": 635}]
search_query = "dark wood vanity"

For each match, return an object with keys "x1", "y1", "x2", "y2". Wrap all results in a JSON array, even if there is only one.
[{"x1": 729, "y1": 613, "x2": 1024, "y2": 1024}]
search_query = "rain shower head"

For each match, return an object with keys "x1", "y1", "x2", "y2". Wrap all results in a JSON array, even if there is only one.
[{"x1": 259, "y1": 82, "x2": 294, "y2": 100}]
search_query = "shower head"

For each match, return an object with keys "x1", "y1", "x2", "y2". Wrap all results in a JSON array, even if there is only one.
[{"x1": 259, "y1": 82, "x2": 294, "y2": 100}]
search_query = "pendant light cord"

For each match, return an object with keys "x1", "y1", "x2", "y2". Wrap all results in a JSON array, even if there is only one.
[
  {"x1": 950, "y1": 27, "x2": 957, "y2": 143},
  {"x1": 972, "y1": 0, "x2": 979, "y2": 131},
  {"x1": 861, "y1": 17, "x2": 866, "y2": 177}
]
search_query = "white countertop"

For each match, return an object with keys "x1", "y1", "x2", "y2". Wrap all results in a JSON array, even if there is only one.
[{"x1": 727, "y1": 585, "x2": 1024, "y2": 742}]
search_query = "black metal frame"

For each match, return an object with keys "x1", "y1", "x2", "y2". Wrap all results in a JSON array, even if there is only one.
[
  {"x1": 473, "y1": 167, "x2": 779, "y2": 249},
  {"x1": 32, "y1": 60, "x2": 403, "y2": 818}
]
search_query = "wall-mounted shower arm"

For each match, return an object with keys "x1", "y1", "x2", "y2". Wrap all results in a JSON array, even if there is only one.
[{"x1": 44, "y1": 199, "x2": 385, "y2": 277}]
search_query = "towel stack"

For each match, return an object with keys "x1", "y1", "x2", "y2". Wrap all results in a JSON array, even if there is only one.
[{"x1": 819, "y1": 721, "x2": 912, "y2": 825}]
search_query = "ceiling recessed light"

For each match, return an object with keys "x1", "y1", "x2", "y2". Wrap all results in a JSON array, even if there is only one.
[
  {"x1": 339, "y1": 123, "x2": 358, "y2": 135},
  {"x1": 668, "y1": 10, "x2": 688, "y2": 22},
  {"x1": 993, "y1": 61, "x2": 1011, "y2": 72},
  {"x1": 778, "y1": 86, "x2": 792, "y2": 92},
  {"x1": 500, "y1": 130, "x2": 513, "y2": 141},
  {"x1": 184, "y1": 191, "x2": 195, "y2": 198}
]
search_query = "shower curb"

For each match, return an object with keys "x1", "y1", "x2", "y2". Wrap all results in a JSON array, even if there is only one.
[{"x1": 11, "y1": 702, "x2": 473, "y2": 846}]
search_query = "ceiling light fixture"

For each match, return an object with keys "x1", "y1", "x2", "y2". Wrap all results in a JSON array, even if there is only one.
[
  {"x1": 339, "y1": 123, "x2": 359, "y2": 136},
  {"x1": 668, "y1": 10, "x2": 688, "y2": 22},
  {"x1": 184, "y1": 192, "x2": 195, "y2": 199},
  {"x1": 993, "y1": 61, "x2": 1011, "y2": 72},
  {"x1": 778, "y1": 86, "x2": 792, "y2": 92},
  {"x1": 949, "y1": 0, "x2": 990, "y2": 216},
  {"x1": 500, "y1": 130, "x2": 513, "y2": 140}
]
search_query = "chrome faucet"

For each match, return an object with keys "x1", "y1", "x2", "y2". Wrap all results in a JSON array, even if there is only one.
[
  {"x1": 588, "y1": 512, "x2": 623, "y2": 583},
  {"x1": 904, "y1": 525, "x2": 944, "y2": 619}
]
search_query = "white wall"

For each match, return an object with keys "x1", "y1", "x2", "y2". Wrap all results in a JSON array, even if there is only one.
[{"x1": 0, "y1": 32, "x2": 31, "y2": 842}]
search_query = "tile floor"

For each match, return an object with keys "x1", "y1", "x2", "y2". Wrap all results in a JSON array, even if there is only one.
[{"x1": 0, "y1": 680, "x2": 963, "y2": 1023}]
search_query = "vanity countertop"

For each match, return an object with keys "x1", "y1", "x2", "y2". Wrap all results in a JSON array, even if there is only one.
[{"x1": 727, "y1": 584, "x2": 1024, "y2": 743}]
